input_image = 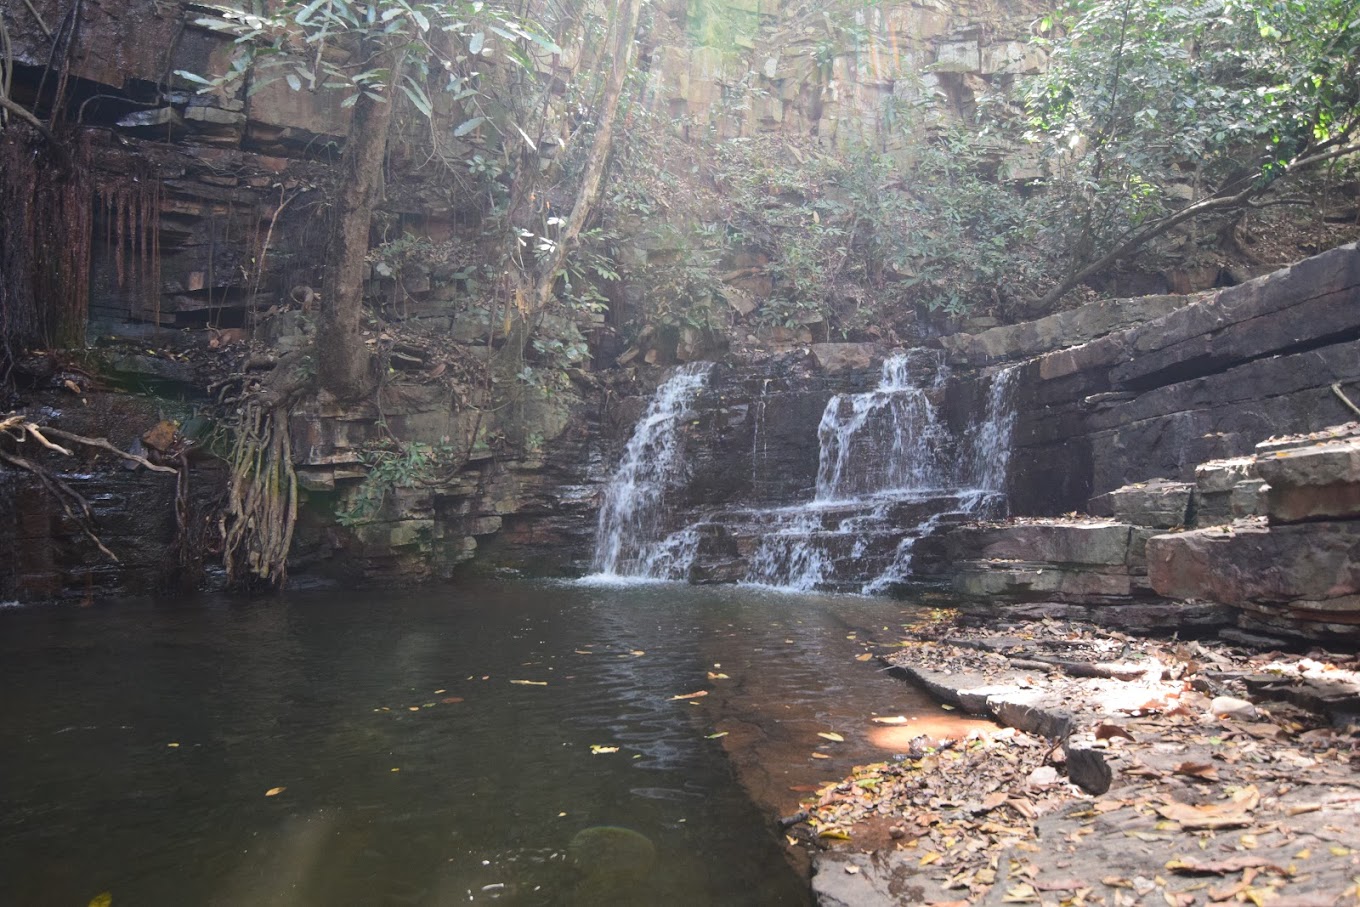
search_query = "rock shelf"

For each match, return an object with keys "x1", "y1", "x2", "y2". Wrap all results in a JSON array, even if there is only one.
[{"x1": 797, "y1": 616, "x2": 1360, "y2": 906}]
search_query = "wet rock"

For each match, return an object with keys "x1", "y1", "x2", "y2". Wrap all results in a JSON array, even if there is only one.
[
  {"x1": 810, "y1": 343, "x2": 877, "y2": 373},
  {"x1": 568, "y1": 826, "x2": 655, "y2": 903}
]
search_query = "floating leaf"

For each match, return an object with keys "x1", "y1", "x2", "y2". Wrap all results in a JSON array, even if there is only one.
[
  {"x1": 510, "y1": 679, "x2": 547, "y2": 686},
  {"x1": 855, "y1": 653, "x2": 874, "y2": 661},
  {"x1": 817, "y1": 732, "x2": 845, "y2": 743},
  {"x1": 707, "y1": 672, "x2": 729, "y2": 680},
  {"x1": 265, "y1": 787, "x2": 285, "y2": 797},
  {"x1": 706, "y1": 731, "x2": 729, "y2": 739},
  {"x1": 88, "y1": 894, "x2": 112, "y2": 907},
  {"x1": 872, "y1": 716, "x2": 909, "y2": 725},
  {"x1": 440, "y1": 697, "x2": 464, "y2": 704},
  {"x1": 670, "y1": 690, "x2": 708, "y2": 701},
  {"x1": 590, "y1": 745, "x2": 619, "y2": 755}
]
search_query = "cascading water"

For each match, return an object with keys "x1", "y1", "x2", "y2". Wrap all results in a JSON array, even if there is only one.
[
  {"x1": 745, "y1": 353, "x2": 1019, "y2": 593},
  {"x1": 589, "y1": 362, "x2": 713, "y2": 580}
]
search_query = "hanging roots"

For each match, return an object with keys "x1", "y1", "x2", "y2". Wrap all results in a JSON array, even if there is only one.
[{"x1": 220, "y1": 400, "x2": 298, "y2": 590}]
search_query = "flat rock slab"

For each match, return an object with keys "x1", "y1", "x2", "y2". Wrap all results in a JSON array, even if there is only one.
[
  {"x1": 1256, "y1": 434, "x2": 1360, "y2": 523},
  {"x1": 798, "y1": 617, "x2": 1360, "y2": 906}
]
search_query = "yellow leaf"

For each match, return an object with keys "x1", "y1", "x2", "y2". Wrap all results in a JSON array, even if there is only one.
[
  {"x1": 1330, "y1": 845, "x2": 1352, "y2": 856},
  {"x1": 919, "y1": 851, "x2": 942, "y2": 866},
  {"x1": 707, "y1": 672, "x2": 729, "y2": 680},
  {"x1": 706, "y1": 731, "x2": 729, "y2": 739},
  {"x1": 630, "y1": 650, "x2": 645, "y2": 656},
  {"x1": 510, "y1": 679, "x2": 548, "y2": 686},
  {"x1": 818, "y1": 732, "x2": 845, "y2": 743},
  {"x1": 855, "y1": 653, "x2": 874, "y2": 662},
  {"x1": 88, "y1": 894, "x2": 113, "y2": 907},
  {"x1": 265, "y1": 787, "x2": 285, "y2": 797},
  {"x1": 166, "y1": 742, "x2": 180, "y2": 748},
  {"x1": 872, "y1": 716, "x2": 909, "y2": 725},
  {"x1": 590, "y1": 745, "x2": 619, "y2": 754},
  {"x1": 408, "y1": 706, "x2": 420, "y2": 711},
  {"x1": 670, "y1": 690, "x2": 708, "y2": 700},
  {"x1": 819, "y1": 828, "x2": 851, "y2": 840},
  {"x1": 811, "y1": 752, "x2": 831, "y2": 759},
  {"x1": 941, "y1": 704, "x2": 956, "y2": 711}
]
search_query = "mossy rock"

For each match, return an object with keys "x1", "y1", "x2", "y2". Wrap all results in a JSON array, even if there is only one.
[{"x1": 568, "y1": 826, "x2": 656, "y2": 903}]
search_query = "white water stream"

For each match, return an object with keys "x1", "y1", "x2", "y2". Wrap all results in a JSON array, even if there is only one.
[{"x1": 589, "y1": 352, "x2": 1019, "y2": 593}]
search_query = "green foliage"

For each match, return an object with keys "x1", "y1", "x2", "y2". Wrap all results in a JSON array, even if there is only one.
[
  {"x1": 1023, "y1": 0, "x2": 1360, "y2": 300},
  {"x1": 177, "y1": 0, "x2": 560, "y2": 115},
  {"x1": 336, "y1": 439, "x2": 458, "y2": 526}
]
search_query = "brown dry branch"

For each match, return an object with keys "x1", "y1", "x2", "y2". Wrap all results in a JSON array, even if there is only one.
[{"x1": 0, "y1": 414, "x2": 177, "y2": 561}]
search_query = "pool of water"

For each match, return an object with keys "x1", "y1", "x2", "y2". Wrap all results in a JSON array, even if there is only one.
[{"x1": 0, "y1": 578, "x2": 982, "y2": 906}]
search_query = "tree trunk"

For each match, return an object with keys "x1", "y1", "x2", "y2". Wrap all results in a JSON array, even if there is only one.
[
  {"x1": 317, "y1": 55, "x2": 398, "y2": 400},
  {"x1": 529, "y1": 0, "x2": 643, "y2": 311}
]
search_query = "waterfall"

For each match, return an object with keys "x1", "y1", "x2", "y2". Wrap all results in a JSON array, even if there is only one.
[
  {"x1": 589, "y1": 362, "x2": 713, "y2": 580},
  {"x1": 745, "y1": 355, "x2": 1020, "y2": 593},
  {"x1": 966, "y1": 365, "x2": 1020, "y2": 497},
  {"x1": 866, "y1": 363, "x2": 1020, "y2": 592},
  {"x1": 814, "y1": 350, "x2": 951, "y2": 501}
]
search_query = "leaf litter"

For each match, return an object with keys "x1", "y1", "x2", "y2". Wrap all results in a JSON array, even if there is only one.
[{"x1": 784, "y1": 613, "x2": 1360, "y2": 905}]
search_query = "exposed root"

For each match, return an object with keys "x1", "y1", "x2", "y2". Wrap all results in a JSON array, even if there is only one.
[
  {"x1": 0, "y1": 445, "x2": 117, "y2": 562},
  {"x1": 219, "y1": 399, "x2": 298, "y2": 590}
]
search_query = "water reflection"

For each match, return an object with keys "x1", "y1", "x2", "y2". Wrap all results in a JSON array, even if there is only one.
[{"x1": 0, "y1": 579, "x2": 975, "y2": 905}]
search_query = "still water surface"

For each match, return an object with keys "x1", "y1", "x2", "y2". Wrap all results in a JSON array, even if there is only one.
[{"x1": 0, "y1": 578, "x2": 961, "y2": 906}]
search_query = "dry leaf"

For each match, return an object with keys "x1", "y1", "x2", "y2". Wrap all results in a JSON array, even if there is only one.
[
  {"x1": 707, "y1": 672, "x2": 729, "y2": 680},
  {"x1": 1165, "y1": 856, "x2": 1286, "y2": 876},
  {"x1": 510, "y1": 679, "x2": 547, "y2": 686},
  {"x1": 818, "y1": 828, "x2": 851, "y2": 840},
  {"x1": 670, "y1": 690, "x2": 708, "y2": 701},
  {"x1": 88, "y1": 894, "x2": 112, "y2": 907},
  {"x1": 920, "y1": 851, "x2": 942, "y2": 866},
  {"x1": 265, "y1": 787, "x2": 285, "y2": 797},
  {"x1": 590, "y1": 745, "x2": 619, "y2": 754},
  {"x1": 1155, "y1": 785, "x2": 1259, "y2": 830},
  {"x1": 1095, "y1": 723, "x2": 1136, "y2": 742},
  {"x1": 818, "y1": 732, "x2": 845, "y2": 743},
  {"x1": 811, "y1": 752, "x2": 832, "y2": 759},
  {"x1": 855, "y1": 653, "x2": 874, "y2": 662},
  {"x1": 1173, "y1": 761, "x2": 1219, "y2": 781},
  {"x1": 872, "y1": 716, "x2": 909, "y2": 725},
  {"x1": 440, "y1": 697, "x2": 464, "y2": 704}
]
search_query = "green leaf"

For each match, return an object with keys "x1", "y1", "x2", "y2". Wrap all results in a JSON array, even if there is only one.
[
  {"x1": 468, "y1": 31, "x2": 484, "y2": 55},
  {"x1": 454, "y1": 116, "x2": 485, "y2": 137}
]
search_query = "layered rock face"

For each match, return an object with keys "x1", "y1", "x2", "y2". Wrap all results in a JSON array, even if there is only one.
[
  {"x1": 1147, "y1": 425, "x2": 1360, "y2": 641},
  {"x1": 940, "y1": 243, "x2": 1360, "y2": 516},
  {"x1": 926, "y1": 244, "x2": 1360, "y2": 641}
]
